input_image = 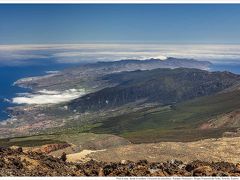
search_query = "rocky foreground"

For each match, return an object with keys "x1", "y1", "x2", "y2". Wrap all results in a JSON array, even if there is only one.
[{"x1": 1, "y1": 147, "x2": 240, "y2": 176}]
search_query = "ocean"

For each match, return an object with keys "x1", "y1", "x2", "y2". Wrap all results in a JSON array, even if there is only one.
[
  {"x1": 209, "y1": 63, "x2": 240, "y2": 74},
  {"x1": 0, "y1": 60, "x2": 78, "y2": 121},
  {"x1": 0, "y1": 62, "x2": 240, "y2": 121}
]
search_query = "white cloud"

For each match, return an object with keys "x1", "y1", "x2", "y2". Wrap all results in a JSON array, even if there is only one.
[
  {"x1": 12, "y1": 89, "x2": 85, "y2": 105},
  {"x1": 1, "y1": 43, "x2": 240, "y2": 66},
  {"x1": 45, "y1": 70, "x2": 60, "y2": 74}
]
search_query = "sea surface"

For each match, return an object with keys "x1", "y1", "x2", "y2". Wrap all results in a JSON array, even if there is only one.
[
  {"x1": 209, "y1": 64, "x2": 240, "y2": 74},
  {"x1": 0, "y1": 60, "x2": 78, "y2": 121},
  {"x1": 0, "y1": 62, "x2": 240, "y2": 121}
]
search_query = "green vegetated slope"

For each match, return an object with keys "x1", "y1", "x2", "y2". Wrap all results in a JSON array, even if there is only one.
[
  {"x1": 0, "y1": 132, "x2": 130, "y2": 150},
  {"x1": 6, "y1": 89, "x2": 240, "y2": 146},
  {"x1": 90, "y1": 90, "x2": 240, "y2": 143},
  {"x1": 0, "y1": 136, "x2": 65, "y2": 147},
  {"x1": 65, "y1": 68, "x2": 240, "y2": 143},
  {"x1": 3, "y1": 68, "x2": 240, "y2": 146}
]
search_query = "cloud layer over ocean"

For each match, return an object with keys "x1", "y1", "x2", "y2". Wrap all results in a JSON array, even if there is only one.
[
  {"x1": 1, "y1": 44, "x2": 240, "y2": 66},
  {"x1": 12, "y1": 89, "x2": 86, "y2": 105}
]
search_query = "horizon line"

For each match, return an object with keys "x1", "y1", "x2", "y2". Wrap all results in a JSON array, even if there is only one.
[{"x1": 2, "y1": 42, "x2": 240, "y2": 45}]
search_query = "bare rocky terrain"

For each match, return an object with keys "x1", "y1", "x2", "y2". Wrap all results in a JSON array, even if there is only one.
[
  {"x1": 1, "y1": 145, "x2": 240, "y2": 176},
  {"x1": 86, "y1": 137, "x2": 240, "y2": 164}
]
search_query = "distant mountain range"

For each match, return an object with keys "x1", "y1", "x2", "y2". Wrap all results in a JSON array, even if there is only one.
[
  {"x1": 69, "y1": 68, "x2": 239, "y2": 112},
  {"x1": 14, "y1": 57, "x2": 212, "y2": 91},
  {"x1": 85, "y1": 57, "x2": 212, "y2": 70}
]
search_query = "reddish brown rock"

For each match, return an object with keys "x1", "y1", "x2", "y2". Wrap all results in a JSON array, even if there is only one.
[{"x1": 1, "y1": 147, "x2": 240, "y2": 176}]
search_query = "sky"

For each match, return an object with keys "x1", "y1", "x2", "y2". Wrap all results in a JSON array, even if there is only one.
[
  {"x1": 1, "y1": 4, "x2": 240, "y2": 44},
  {"x1": 1, "y1": 4, "x2": 240, "y2": 66},
  {"x1": 1, "y1": 4, "x2": 240, "y2": 105}
]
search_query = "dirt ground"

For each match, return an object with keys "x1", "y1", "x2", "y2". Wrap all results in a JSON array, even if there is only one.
[{"x1": 77, "y1": 137, "x2": 240, "y2": 163}]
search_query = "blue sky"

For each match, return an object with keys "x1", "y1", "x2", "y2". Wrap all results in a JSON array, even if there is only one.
[{"x1": 1, "y1": 4, "x2": 240, "y2": 44}]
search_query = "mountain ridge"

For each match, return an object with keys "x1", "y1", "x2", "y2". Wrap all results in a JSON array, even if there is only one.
[
  {"x1": 14, "y1": 57, "x2": 212, "y2": 91},
  {"x1": 68, "y1": 68, "x2": 240, "y2": 112}
]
